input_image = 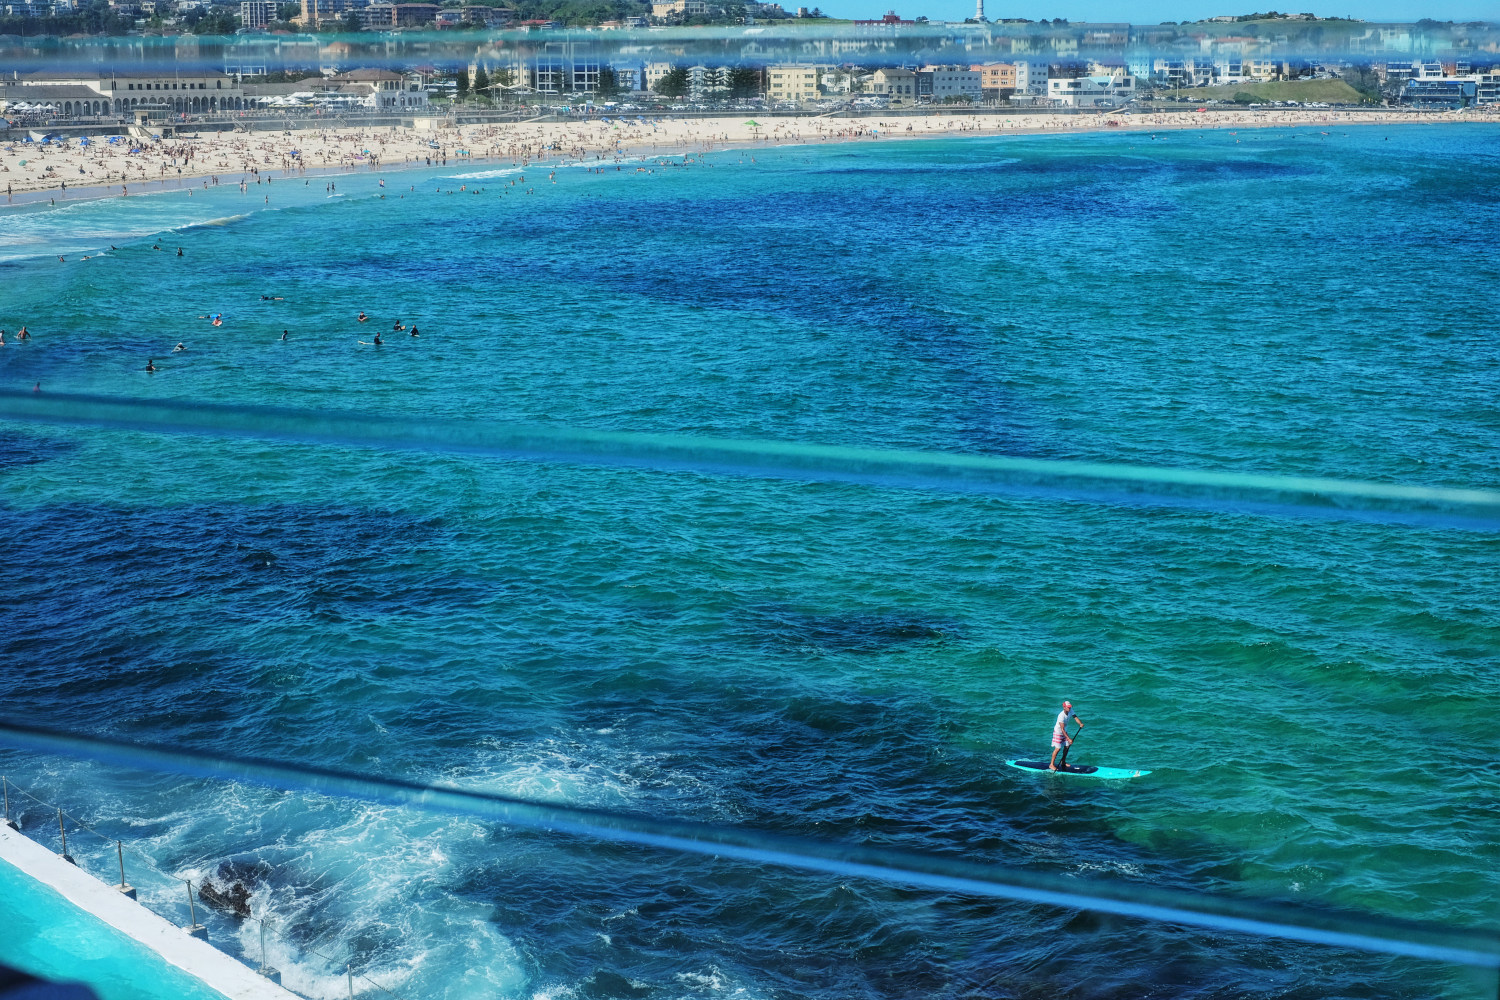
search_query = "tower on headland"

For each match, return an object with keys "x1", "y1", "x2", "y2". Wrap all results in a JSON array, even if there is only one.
[{"x1": 974, "y1": 0, "x2": 985, "y2": 20}]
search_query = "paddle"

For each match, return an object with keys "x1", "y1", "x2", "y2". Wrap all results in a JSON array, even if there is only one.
[{"x1": 1061, "y1": 726, "x2": 1082, "y2": 772}]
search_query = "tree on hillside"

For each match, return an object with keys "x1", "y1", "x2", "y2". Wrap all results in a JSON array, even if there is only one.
[
  {"x1": 473, "y1": 64, "x2": 490, "y2": 99},
  {"x1": 654, "y1": 65, "x2": 689, "y2": 98},
  {"x1": 191, "y1": 9, "x2": 237, "y2": 33},
  {"x1": 454, "y1": 68, "x2": 470, "y2": 100},
  {"x1": 596, "y1": 66, "x2": 621, "y2": 98},
  {"x1": 727, "y1": 65, "x2": 761, "y2": 98},
  {"x1": 701, "y1": 66, "x2": 727, "y2": 100},
  {"x1": 1338, "y1": 63, "x2": 1381, "y2": 102}
]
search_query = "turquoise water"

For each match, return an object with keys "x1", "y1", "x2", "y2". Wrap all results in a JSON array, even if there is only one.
[
  {"x1": 0, "y1": 123, "x2": 1498, "y2": 999},
  {"x1": 0, "y1": 857, "x2": 231, "y2": 1000}
]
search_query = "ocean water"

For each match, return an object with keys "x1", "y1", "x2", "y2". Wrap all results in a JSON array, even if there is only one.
[{"x1": 0, "y1": 123, "x2": 1498, "y2": 999}]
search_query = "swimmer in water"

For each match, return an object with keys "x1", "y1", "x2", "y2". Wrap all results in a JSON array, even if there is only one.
[
  {"x1": 17, "y1": 326, "x2": 29, "y2": 340},
  {"x1": 280, "y1": 330, "x2": 288, "y2": 341},
  {"x1": 145, "y1": 359, "x2": 157, "y2": 372},
  {"x1": 172, "y1": 342, "x2": 185, "y2": 352},
  {"x1": 357, "y1": 311, "x2": 368, "y2": 323},
  {"x1": 177, "y1": 248, "x2": 183, "y2": 257}
]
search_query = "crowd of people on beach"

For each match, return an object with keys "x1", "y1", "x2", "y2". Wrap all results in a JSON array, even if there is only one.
[{"x1": 3, "y1": 104, "x2": 1484, "y2": 204}]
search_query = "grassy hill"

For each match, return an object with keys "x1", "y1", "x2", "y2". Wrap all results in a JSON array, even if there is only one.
[{"x1": 1165, "y1": 78, "x2": 1371, "y2": 104}]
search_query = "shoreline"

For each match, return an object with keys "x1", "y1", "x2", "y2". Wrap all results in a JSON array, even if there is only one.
[{"x1": 3, "y1": 106, "x2": 1495, "y2": 211}]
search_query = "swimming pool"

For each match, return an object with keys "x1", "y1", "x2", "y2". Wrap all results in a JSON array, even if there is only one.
[{"x1": 0, "y1": 858, "x2": 230, "y2": 1000}]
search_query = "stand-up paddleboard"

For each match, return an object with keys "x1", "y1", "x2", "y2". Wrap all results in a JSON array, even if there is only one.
[{"x1": 1007, "y1": 759, "x2": 1150, "y2": 780}]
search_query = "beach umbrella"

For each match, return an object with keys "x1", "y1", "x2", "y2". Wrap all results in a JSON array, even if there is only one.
[
  {"x1": 78, "y1": 136, "x2": 90, "y2": 145},
  {"x1": 744, "y1": 120, "x2": 760, "y2": 126}
]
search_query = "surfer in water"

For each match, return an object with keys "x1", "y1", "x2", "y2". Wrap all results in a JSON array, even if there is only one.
[
  {"x1": 1049, "y1": 700, "x2": 1084, "y2": 772},
  {"x1": 357, "y1": 311, "x2": 368, "y2": 323}
]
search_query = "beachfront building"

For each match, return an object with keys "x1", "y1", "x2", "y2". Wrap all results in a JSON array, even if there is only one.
[
  {"x1": 609, "y1": 62, "x2": 645, "y2": 92},
  {"x1": 1403, "y1": 77, "x2": 1476, "y2": 107},
  {"x1": 867, "y1": 68, "x2": 916, "y2": 103},
  {"x1": 765, "y1": 64, "x2": 822, "y2": 104},
  {"x1": 1047, "y1": 73, "x2": 1135, "y2": 107},
  {"x1": 329, "y1": 69, "x2": 429, "y2": 109},
  {"x1": 919, "y1": 65, "x2": 982, "y2": 102},
  {"x1": 643, "y1": 62, "x2": 677, "y2": 94},
  {"x1": 1399, "y1": 69, "x2": 1500, "y2": 107},
  {"x1": 0, "y1": 80, "x2": 112, "y2": 117},
  {"x1": 970, "y1": 61, "x2": 1016, "y2": 99},
  {"x1": 1011, "y1": 59, "x2": 1047, "y2": 94},
  {"x1": 240, "y1": 0, "x2": 275, "y2": 28},
  {"x1": 12, "y1": 70, "x2": 247, "y2": 115}
]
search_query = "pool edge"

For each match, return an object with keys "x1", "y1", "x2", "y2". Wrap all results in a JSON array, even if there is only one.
[{"x1": 0, "y1": 825, "x2": 298, "y2": 1000}]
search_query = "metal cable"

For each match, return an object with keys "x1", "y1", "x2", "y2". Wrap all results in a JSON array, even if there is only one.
[
  {"x1": 2, "y1": 391, "x2": 1497, "y2": 530},
  {"x1": 1, "y1": 774, "x2": 410, "y2": 1000},
  {"x1": 2, "y1": 722, "x2": 1497, "y2": 973}
]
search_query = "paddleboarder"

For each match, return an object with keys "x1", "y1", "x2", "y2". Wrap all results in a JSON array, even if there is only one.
[{"x1": 1049, "y1": 700, "x2": 1084, "y2": 772}]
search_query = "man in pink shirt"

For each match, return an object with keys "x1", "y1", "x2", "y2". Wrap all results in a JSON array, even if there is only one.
[{"x1": 1049, "y1": 700, "x2": 1085, "y2": 772}]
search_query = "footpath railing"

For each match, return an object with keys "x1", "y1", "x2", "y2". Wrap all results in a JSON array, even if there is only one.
[{"x1": 0, "y1": 774, "x2": 407, "y2": 1000}]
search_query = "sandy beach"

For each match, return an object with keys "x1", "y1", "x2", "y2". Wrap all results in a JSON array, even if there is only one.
[{"x1": 1, "y1": 105, "x2": 1492, "y2": 204}]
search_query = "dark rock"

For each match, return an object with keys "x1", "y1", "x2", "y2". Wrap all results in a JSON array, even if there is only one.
[{"x1": 198, "y1": 878, "x2": 251, "y2": 918}]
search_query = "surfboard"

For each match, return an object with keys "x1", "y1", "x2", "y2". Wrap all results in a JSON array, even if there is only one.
[{"x1": 1007, "y1": 759, "x2": 1151, "y2": 780}]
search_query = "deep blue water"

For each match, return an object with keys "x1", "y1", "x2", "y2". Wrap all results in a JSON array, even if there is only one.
[{"x1": 0, "y1": 123, "x2": 1498, "y2": 999}]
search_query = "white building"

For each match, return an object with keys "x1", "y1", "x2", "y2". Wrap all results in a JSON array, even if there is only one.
[
  {"x1": 1048, "y1": 74, "x2": 1135, "y2": 107},
  {"x1": 1011, "y1": 58, "x2": 1047, "y2": 94},
  {"x1": 329, "y1": 69, "x2": 428, "y2": 109},
  {"x1": 921, "y1": 65, "x2": 981, "y2": 102}
]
